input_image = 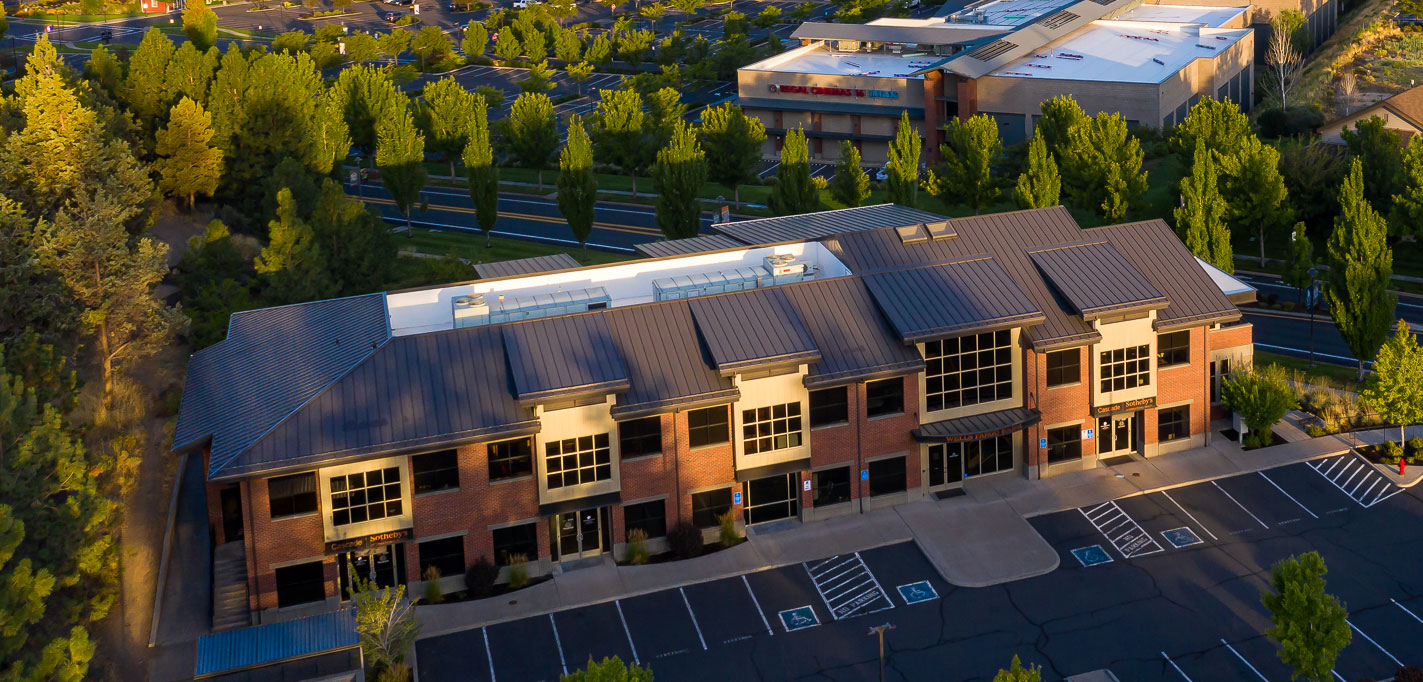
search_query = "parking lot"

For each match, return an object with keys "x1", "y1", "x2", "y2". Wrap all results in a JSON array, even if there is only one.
[{"x1": 416, "y1": 453, "x2": 1423, "y2": 681}]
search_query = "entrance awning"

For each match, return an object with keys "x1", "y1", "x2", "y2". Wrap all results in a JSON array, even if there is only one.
[
  {"x1": 911, "y1": 407, "x2": 1041, "y2": 443},
  {"x1": 735, "y1": 457, "x2": 812, "y2": 483},
  {"x1": 194, "y1": 608, "x2": 359, "y2": 678},
  {"x1": 538, "y1": 491, "x2": 622, "y2": 518}
]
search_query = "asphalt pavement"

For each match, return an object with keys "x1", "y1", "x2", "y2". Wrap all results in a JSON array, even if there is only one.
[{"x1": 416, "y1": 456, "x2": 1423, "y2": 681}]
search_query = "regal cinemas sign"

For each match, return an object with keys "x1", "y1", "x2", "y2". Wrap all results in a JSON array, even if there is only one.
[{"x1": 768, "y1": 84, "x2": 899, "y2": 99}]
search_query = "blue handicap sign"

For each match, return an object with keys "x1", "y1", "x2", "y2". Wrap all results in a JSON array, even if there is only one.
[
  {"x1": 778, "y1": 605, "x2": 819, "y2": 632},
  {"x1": 861, "y1": 469, "x2": 869, "y2": 481},
  {"x1": 896, "y1": 581, "x2": 939, "y2": 605},
  {"x1": 733, "y1": 491, "x2": 741, "y2": 505},
  {"x1": 1161, "y1": 527, "x2": 1203, "y2": 548},
  {"x1": 1039, "y1": 437, "x2": 1048, "y2": 448},
  {"x1": 1071, "y1": 545, "x2": 1112, "y2": 567}
]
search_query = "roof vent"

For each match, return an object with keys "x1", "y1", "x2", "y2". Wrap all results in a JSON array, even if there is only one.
[
  {"x1": 896, "y1": 223, "x2": 929, "y2": 243},
  {"x1": 926, "y1": 221, "x2": 954, "y2": 240},
  {"x1": 763, "y1": 255, "x2": 808, "y2": 284},
  {"x1": 453, "y1": 294, "x2": 491, "y2": 329}
]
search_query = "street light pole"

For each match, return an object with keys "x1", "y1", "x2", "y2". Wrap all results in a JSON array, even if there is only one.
[
  {"x1": 1306, "y1": 266, "x2": 1319, "y2": 369},
  {"x1": 867, "y1": 623, "x2": 896, "y2": 682}
]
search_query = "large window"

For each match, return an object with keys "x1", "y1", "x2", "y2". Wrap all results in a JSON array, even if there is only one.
[
  {"x1": 812, "y1": 467, "x2": 851, "y2": 507},
  {"x1": 1159, "y1": 406, "x2": 1190, "y2": 442},
  {"x1": 924, "y1": 330, "x2": 1014, "y2": 412},
  {"x1": 544, "y1": 434, "x2": 612, "y2": 489},
  {"x1": 1099, "y1": 345, "x2": 1151, "y2": 393},
  {"x1": 275, "y1": 561, "x2": 326, "y2": 608},
  {"x1": 809, "y1": 387, "x2": 849, "y2": 427},
  {"x1": 330, "y1": 466, "x2": 402, "y2": 527},
  {"x1": 418, "y1": 536, "x2": 465, "y2": 579},
  {"x1": 1210, "y1": 358, "x2": 1231, "y2": 403},
  {"x1": 412, "y1": 450, "x2": 459, "y2": 494},
  {"x1": 488, "y1": 437, "x2": 533, "y2": 482},
  {"x1": 742, "y1": 402, "x2": 803, "y2": 455},
  {"x1": 618, "y1": 418, "x2": 663, "y2": 458},
  {"x1": 623, "y1": 500, "x2": 666, "y2": 539},
  {"x1": 867, "y1": 456, "x2": 907, "y2": 497},
  {"x1": 268, "y1": 473, "x2": 317, "y2": 519},
  {"x1": 687, "y1": 406, "x2": 730, "y2": 448},
  {"x1": 492, "y1": 523, "x2": 538, "y2": 566},
  {"x1": 1046, "y1": 426, "x2": 1082, "y2": 463},
  {"x1": 865, "y1": 378, "x2": 904, "y2": 418},
  {"x1": 1045, "y1": 350, "x2": 1080, "y2": 387},
  {"x1": 691, "y1": 488, "x2": 732, "y2": 528},
  {"x1": 1157, "y1": 332, "x2": 1190, "y2": 368},
  {"x1": 966, "y1": 435, "x2": 1013, "y2": 477}
]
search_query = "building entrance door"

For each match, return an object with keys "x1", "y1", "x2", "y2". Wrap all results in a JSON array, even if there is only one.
[
  {"x1": 743, "y1": 473, "x2": 799, "y2": 525},
  {"x1": 219, "y1": 486, "x2": 244, "y2": 542},
  {"x1": 555, "y1": 507, "x2": 606, "y2": 560},
  {"x1": 1097, "y1": 412, "x2": 1139, "y2": 457},
  {"x1": 927, "y1": 443, "x2": 963, "y2": 488},
  {"x1": 338, "y1": 543, "x2": 407, "y2": 600}
]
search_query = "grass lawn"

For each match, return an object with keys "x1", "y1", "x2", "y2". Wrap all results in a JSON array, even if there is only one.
[
  {"x1": 1255, "y1": 350, "x2": 1360, "y2": 385},
  {"x1": 399, "y1": 228, "x2": 633, "y2": 266}
]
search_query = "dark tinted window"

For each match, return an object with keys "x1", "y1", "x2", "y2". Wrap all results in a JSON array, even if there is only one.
[
  {"x1": 687, "y1": 406, "x2": 730, "y2": 448},
  {"x1": 865, "y1": 378, "x2": 904, "y2": 418},
  {"x1": 1159, "y1": 406, "x2": 1190, "y2": 441},
  {"x1": 412, "y1": 450, "x2": 459, "y2": 493},
  {"x1": 275, "y1": 561, "x2": 326, "y2": 607},
  {"x1": 492, "y1": 523, "x2": 538, "y2": 566},
  {"x1": 1045, "y1": 350, "x2": 1080, "y2": 387},
  {"x1": 418, "y1": 536, "x2": 465, "y2": 579},
  {"x1": 809, "y1": 387, "x2": 849, "y2": 427},
  {"x1": 867, "y1": 456, "x2": 907, "y2": 497},
  {"x1": 330, "y1": 467, "x2": 402, "y2": 527},
  {"x1": 691, "y1": 488, "x2": 732, "y2": 528},
  {"x1": 544, "y1": 434, "x2": 612, "y2": 489},
  {"x1": 1158, "y1": 331, "x2": 1190, "y2": 367},
  {"x1": 488, "y1": 437, "x2": 533, "y2": 482},
  {"x1": 741, "y1": 402, "x2": 803, "y2": 455},
  {"x1": 623, "y1": 500, "x2": 667, "y2": 539},
  {"x1": 812, "y1": 467, "x2": 851, "y2": 507},
  {"x1": 268, "y1": 473, "x2": 317, "y2": 519},
  {"x1": 619, "y1": 417, "x2": 663, "y2": 458},
  {"x1": 1046, "y1": 426, "x2": 1081, "y2": 463}
]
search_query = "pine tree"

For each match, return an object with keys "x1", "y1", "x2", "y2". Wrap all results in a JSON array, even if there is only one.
[
  {"x1": 1325, "y1": 158, "x2": 1397, "y2": 380},
  {"x1": 1014, "y1": 135, "x2": 1060, "y2": 209},
  {"x1": 412, "y1": 25, "x2": 453, "y2": 69},
  {"x1": 155, "y1": 97, "x2": 223, "y2": 210},
  {"x1": 376, "y1": 107, "x2": 428, "y2": 233},
  {"x1": 618, "y1": 29, "x2": 653, "y2": 69},
  {"x1": 463, "y1": 95, "x2": 500, "y2": 248},
  {"x1": 829, "y1": 141, "x2": 870, "y2": 209},
  {"x1": 554, "y1": 27, "x2": 582, "y2": 61},
  {"x1": 653, "y1": 120, "x2": 707, "y2": 240},
  {"x1": 886, "y1": 111, "x2": 921, "y2": 207},
  {"x1": 930, "y1": 113, "x2": 1000, "y2": 213},
  {"x1": 164, "y1": 42, "x2": 219, "y2": 106},
  {"x1": 1281, "y1": 224, "x2": 1315, "y2": 307},
  {"x1": 124, "y1": 28, "x2": 177, "y2": 121},
  {"x1": 519, "y1": 60, "x2": 555, "y2": 93},
  {"x1": 1063, "y1": 112, "x2": 1147, "y2": 221},
  {"x1": 558, "y1": 115, "x2": 598, "y2": 259},
  {"x1": 378, "y1": 28, "x2": 412, "y2": 64},
  {"x1": 309, "y1": 179, "x2": 397, "y2": 295},
  {"x1": 418, "y1": 76, "x2": 477, "y2": 176},
  {"x1": 522, "y1": 25, "x2": 547, "y2": 62},
  {"x1": 1174, "y1": 141, "x2": 1231, "y2": 272},
  {"x1": 177, "y1": 219, "x2": 256, "y2": 348},
  {"x1": 1390, "y1": 135, "x2": 1423, "y2": 239},
  {"x1": 646, "y1": 87, "x2": 686, "y2": 148},
  {"x1": 256, "y1": 188, "x2": 334, "y2": 304},
  {"x1": 1219, "y1": 136, "x2": 1290, "y2": 265},
  {"x1": 1261, "y1": 552, "x2": 1351, "y2": 682},
  {"x1": 698, "y1": 101, "x2": 765, "y2": 207},
  {"x1": 463, "y1": 20, "x2": 489, "y2": 58},
  {"x1": 768, "y1": 127, "x2": 818, "y2": 215},
  {"x1": 85, "y1": 44, "x2": 123, "y2": 99},
  {"x1": 585, "y1": 33, "x2": 611, "y2": 64},
  {"x1": 182, "y1": 0, "x2": 218, "y2": 51},
  {"x1": 1341, "y1": 116, "x2": 1404, "y2": 216},
  {"x1": 591, "y1": 87, "x2": 649, "y2": 195}
]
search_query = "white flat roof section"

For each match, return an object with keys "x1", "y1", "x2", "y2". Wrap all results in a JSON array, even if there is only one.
[
  {"x1": 947, "y1": 0, "x2": 1077, "y2": 27},
  {"x1": 1117, "y1": 4, "x2": 1249, "y2": 27},
  {"x1": 743, "y1": 46, "x2": 935, "y2": 78},
  {"x1": 988, "y1": 20, "x2": 1249, "y2": 84}
]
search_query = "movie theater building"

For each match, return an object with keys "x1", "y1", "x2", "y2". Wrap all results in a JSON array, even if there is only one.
[
  {"x1": 173, "y1": 205, "x2": 1253, "y2": 625},
  {"x1": 736, "y1": 0, "x2": 1254, "y2": 163}
]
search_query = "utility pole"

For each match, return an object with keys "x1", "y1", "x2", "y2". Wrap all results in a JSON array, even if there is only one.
[
  {"x1": 1306, "y1": 266, "x2": 1319, "y2": 369},
  {"x1": 867, "y1": 622, "x2": 896, "y2": 682}
]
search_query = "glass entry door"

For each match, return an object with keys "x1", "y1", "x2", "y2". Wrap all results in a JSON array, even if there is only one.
[
  {"x1": 1097, "y1": 412, "x2": 1139, "y2": 457},
  {"x1": 743, "y1": 473, "x2": 799, "y2": 525},
  {"x1": 927, "y1": 443, "x2": 963, "y2": 488},
  {"x1": 339, "y1": 543, "x2": 406, "y2": 600},
  {"x1": 556, "y1": 507, "x2": 605, "y2": 560}
]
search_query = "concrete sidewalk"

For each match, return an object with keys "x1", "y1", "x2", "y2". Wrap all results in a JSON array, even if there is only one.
[{"x1": 416, "y1": 423, "x2": 1417, "y2": 639}]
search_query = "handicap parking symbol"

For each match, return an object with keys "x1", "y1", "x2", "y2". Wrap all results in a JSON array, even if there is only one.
[
  {"x1": 778, "y1": 605, "x2": 820, "y2": 632},
  {"x1": 1161, "y1": 527, "x2": 1204, "y2": 548},
  {"x1": 896, "y1": 581, "x2": 939, "y2": 605},
  {"x1": 1071, "y1": 544, "x2": 1113, "y2": 567}
]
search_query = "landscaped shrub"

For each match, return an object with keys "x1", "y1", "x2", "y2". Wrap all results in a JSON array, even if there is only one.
[
  {"x1": 506, "y1": 553, "x2": 529, "y2": 589},
  {"x1": 667, "y1": 522, "x2": 704, "y2": 559},
  {"x1": 1408, "y1": 436, "x2": 1423, "y2": 456},
  {"x1": 464, "y1": 556, "x2": 499, "y2": 598},
  {"x1": 625, "y1": 528, "x2": 649, "y2": 565},
  {"x1": 1306, "y1": 425, "x2": 1327, "y2": 438},
  {"x1": 1382, "y1": 439, "x2": 1405, "y2": 465},
  {"x1": 717, "y1": 510, "x2": 741, "y2": 546},
  {"x1": 422, "y1": 566, "x2": 443, "y2": 604}
]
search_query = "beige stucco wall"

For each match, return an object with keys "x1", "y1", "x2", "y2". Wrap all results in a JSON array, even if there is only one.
[
  {"x1": 731, "y1": 365, "x2": 812, "y2": 472},
  {"x1": 1091, "y1": 313, "x2": 1160, "y2": 409},
  {"x1": 1320, "y1": 109, "x2": 1422, "y2": 145},
  {"x1": 534, "y1": 396, "x2": 621, "y2": 506},
  {"x1": 318, "y1": 454, "x2": 414, "y2": 543}
]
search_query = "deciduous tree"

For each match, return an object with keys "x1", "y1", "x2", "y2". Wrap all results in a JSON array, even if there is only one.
[
  {"x1": 521, "y1": 24, "x2": 547, "y2": 62},
  {"x1": 993, "y1": 655, "x2": 1042, "y2": 682},
  {"x1": 591, "y1": 88, "x2": 649, "y2": 195},
  {"x1": 505, "y1": 91, "x2": 558, "y2": 190},
  {"x1": 1173, "y1": 96, "x2": 1251, "y2": 159},
  {"x1": 558, "y1": 115, "x2": 598, "y2": 259},
  {"x1": 353, "y1": 581, "x2": 421, "y2": 674},
  {"x1": 618, "y1": 29, "x2": 653, "y2": 69},
  {"x1": 255, "y1": 188, "x2": 334, "y2": 303},
  {"x1": 1062, "y1": 112, "x2": 1147, "y2": 221},
  {"x1": 335, "y1": 64, "x2": 406, "y2": 159},
  {"x1": 1341, "y1": 115, "x2": 1404, "y2": 216},
  {"x1": 462, "y1": 95, "x2": 500, "y2": 247},
  {"x1": 463, "y1": 20, "x2": 489, "y2": 58},
  {"x1": 154, "y1": 97, "x2": 223, "y2": 210},
  {"x1": 1390, "y1": 135, "x2": 1423, "y2": 238},
  {"x1": 698, "y1": 102, "x2": 765, "y2": 207},
  {"x1": 1035, "y1": 95, "x2": 1087, "y2": 160},
  {"x1": 886, "y1": 111, "x2": 921, "y2": 208},
  {"x1": 653, "y1": 120, "x2": 707, "y2": 240},
  {"x1": 1325, "y1": 159, "x2": 1397, "y2": 380},
  {"x1": 411, "y1": 25, "x2": 454, "y2": 69},
  {"x1": 554, "y1": 27, "x2": 582, "y2": 61},
  {"x1": 1219, "y1": 136, "x2": 1290, "y2": 265},
  {"x1": 182, "y1": 0, "x2": 218, "y2": 51},
  {"x1": 769, "y1": 127, "x2": 818, "y2": 215},
  {"x1": 376, "y1": 106, "x2": 428, "y2": 233},
  {"x1": 418, "y1": 76, "x2": 477, "y2": 176},
  {"x1": 1361, "y1": 320, "x2": 1423, "y2": 450},
  {"x1": 1261, "y1": 552, "x2": 1351, "y2": 682},
  {"x1": 562, "y1": 657, "x2": 654, "y2": 682},
  {"x1": 1014, "y1": 135, "x2": 1059, "y2": 209},
  {"x1": 1221, "y1": 364, "x2": 1298, "y2": 447},
  {"x1": 378, "y1": 29, "x2": 412, "y2": 64},
  {"x1": 1264, "y1": 11, "x2": 1303, "y2": 110},
  {"x1": 1174, "y1": 141, "x2": 1232, "y2": 273},
  {"x1": 519, "y1": 60, "x2": 555, "y2": 92},
  {"x1": 567, "y1": 61, "x2": 594, "y2": 95},
  {"x1": 829, "y1": 141, "x2": 870, "y2": 209},
  {"x1": 585, "y1": 33, "x2": 611, "y2": 64}
]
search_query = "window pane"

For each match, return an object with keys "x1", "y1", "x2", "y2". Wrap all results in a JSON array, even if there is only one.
[
  {"x1": 275, "y1": 561, "x2": 326, "y2": 608},
  {"x1": 741, "y1": 402, "x2": 804, "y2": 455},
  {"x1": 865, "y1": 378, "x2": 904, "y2": 418},
  {"x1": 492, "y1": 523, "x2": 539, "y2": 566},
  {"x1": 813, "y1": 467, "x2": 851, "y2": 506},
  {"x1": 923, "y1": 330, "x2": 1013, "y2": 412},
  {"x1": 624, "y1": 500, "x2": 667, "y2": 539},
  {"x1": 489, "y1": 438, "x2": 533, "y2": 481},
  {"x1": 867, "y1": 457, "x2": 907, "y2": 497},
  {"x1": 691, "y1": 488, "x2": 733, "y2": 528},
  {"x1": 412, "y1": 450, "x2": 459, "y2": 494},
  {"x1": 543, "y1": 432, "x2": 613, "y2": 489},
  {"x1": 688, "y1": 406, "x2": 730, "y2": 448},
  {"x1": 418, "y1": 536, "x2": 465, "y2": 579},
  {"x1": 268, "y1": 473, "x2": 318, "y2": 518}
]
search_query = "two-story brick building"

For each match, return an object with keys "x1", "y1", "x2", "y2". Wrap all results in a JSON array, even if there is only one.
[{"x1": 173, "y1": 205, "x2": 1254, "y2": 626}]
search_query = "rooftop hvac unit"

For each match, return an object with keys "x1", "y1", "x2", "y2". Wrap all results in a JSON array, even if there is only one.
[
  {"x1": 453, "y1": 287, "x2": 611, "y2": 327},
  {"x1": 653, "y1": 267, "x2": 766, "y2": 301},
  {"x1": 974, "y1": 9, "x2": 987, "y2": 23},
  {"x1": 452, "y1": 294, "x2": 490, "y2": 329},
  {"x1": 762, "y1": 254, "x2": 808, "y2": 283}
]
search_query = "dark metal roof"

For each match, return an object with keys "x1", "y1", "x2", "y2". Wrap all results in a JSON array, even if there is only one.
[
  {"x1": 474, "y1": 253, "x2": 581, "y2": 279},
  {"x1": 222, "y1": 325, "x2": 538, "y2": 480},
  {"x1": 1087, "y1": 220, "x2": 1243, "y2": 331},
  {"x1": 689, "y1": 289, "x2": 821, "y2": 373},
  {"x1": 173, "y1": 294, "x2": 390, "y2": 478},
  {"x1": 911, "y1": 407, "x2": 1041, "y2": 443},
  {"x1": 713, "y1": 204, "x2": 948, "y2": 245},
  {"x1": 862, "y1": 257, "x2": 1046, "y2": 343},
  {"x1": 503, "y1": 314, "x2": 630, "y2": 403},
  {"x1": 790, "y1": 22, "x2": 1008, "y2": 45},
  {"x1": 635, "y1": 235, "x2": 744, "y2": 259},
  {"x1": 1028, "y1": 241, "x2": 1168, "y2": 319},
  {"x1": 781, "y1": 277, "x2": 924, "y2": 388},
  {"x1": 194, "y1": 608, "x2": 358, "y2": 678},
  {"x1": 604, "y1": 303, "x2": 739, "y2": 419}
]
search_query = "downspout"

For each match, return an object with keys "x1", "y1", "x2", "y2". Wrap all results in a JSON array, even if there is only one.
[
  {"x1": 1203, "y1": 326, "x2": 1213, "y2": 447},
  {"x1": 856, "y1": 383, "x2": 865, "y2": 513},
  {"x1": 673, "y1": 411, "x2": 683, "y2": 527},
  {"x1": 243, "y1": 478, "x2": 258, "y2": 624}
]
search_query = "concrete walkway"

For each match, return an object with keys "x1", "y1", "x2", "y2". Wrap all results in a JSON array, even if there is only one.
[{"x1": 418, "y1": 423, "x2": 1421, "y2": 639}]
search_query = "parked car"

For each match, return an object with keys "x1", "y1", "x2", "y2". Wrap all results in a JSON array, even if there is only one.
[
  {"x1": 873, "y1": 166, "x2": 889, "y2": 182},
  {"x1": 380, "y1": 10, "x2": 402, "y2": 21},
  {"x1": 512, "y1": 0, "x2": 540, "y2": 7}
]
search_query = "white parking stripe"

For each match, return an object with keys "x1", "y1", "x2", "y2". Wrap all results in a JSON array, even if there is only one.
[
  {"x1": 483, "y1": 627, "x2": 497, "y2": 682},
  {"x1": 1161, "y1": 651, "x2": 1195, "y2": 682},
  {"x1": 1348, "y1": 618, "x2": 1402, "y2": 667},
  {"x1": 615, "y1": 600, "x2": 639, "y2": 664},
  {"x1": 549, "y1": 613, "x2": 568, "y2": 676},
  {"x1": 1332, "y1": 670, "x2": 1347, "y2": 682},
  {"x1": 680, "y1": 588, "x2": 707, "y2": 651},
  {"x1": 1220, "y1": 639, "x2": 1268, "y2": 682},
  {"x1": 1259, "y1": 471, "x2": 1318, "y2": 518},
  {"x1": 1370, "y1": 488, "x2": 1404, "y2": 507},
  {"x1": 1393, "y1": 598, "x2": 1423, "y2": 625},
  {"x1": 1311, "y1": 453, "x2": 1398, "y2": 507},
  {"x1": 1079, "y1": 501, "x2": 1164, "y2": 557},
  {"x1": 1211, "y1": 481, "x2": 1269, "y2": 529},
  {"x1": 742, "y1": 575, "x2": 773, "y2": 636}
]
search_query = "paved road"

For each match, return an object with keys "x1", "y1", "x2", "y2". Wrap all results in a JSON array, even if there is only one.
[{"x1": 416, "y1": 455, "x2": 1423, "y2": 681}]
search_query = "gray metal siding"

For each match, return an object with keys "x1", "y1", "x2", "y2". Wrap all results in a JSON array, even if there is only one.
[
  {"x1": 195, "y1": 608, "x2": 358, "y2": 677},
  {"x1": 503, "y1": 314, "x2": 630, "y2": 401},
  {"x1": 713, "y1": 204, "x2": 950, "y2": 246},
  {"x1": 689, "y1": 289, "x2": 821, "y2": 371},
  {"x1": 863, "y1": 257, "x2": 1046, "y2": 343},
  {"x1": 780, "y1": 277, "x2": 923, "y2": 386},
  {"x1": 474, "y1": 253, "x2": 581, "y2": 279},
  {"x1": 1028, "y1": 241, "x2": 1167, "y2": 316},
  {"x1": 604, "y1": 303, "x2": 737, "y2": 415},
  {"x1": 634, "y1": 235, "x2": 744, "y2": 258}
]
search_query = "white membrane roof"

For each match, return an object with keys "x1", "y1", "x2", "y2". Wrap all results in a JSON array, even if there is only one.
[
  {"x1": 988, "y1": 19, "x2": 1249, "y2": 84},
  {"x1": 1116, "y1": 3, "x2": 1248, "y2": 27}
]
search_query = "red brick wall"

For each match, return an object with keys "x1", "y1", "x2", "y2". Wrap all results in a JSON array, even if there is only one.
[
  {"x1": 1207, "y1": 323, "x2": 1253, "y2": 352},
  {"x1": 245, "y1": 474, "x2": 329, "y2": 611},
  {"x1": 1025, "y1": 345, "x2": 1095, "y2": 470},
  {"x1": 614, "y1": 414, "x2": 679, "y2": 542},
  {"x1": 1153, "y1": 326, "x2": 1210, "y2": 444},
  {"x1": 669, "y1": 408, "x2": 737, "y2": 526},
  {"x1": 408, "y1": 441, "x2": 542, "y2": 576}
]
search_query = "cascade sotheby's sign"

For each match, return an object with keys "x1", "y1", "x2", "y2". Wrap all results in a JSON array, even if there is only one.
[{"x1": 769, "y1": 84, "x2": 899, "y2": 99}]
